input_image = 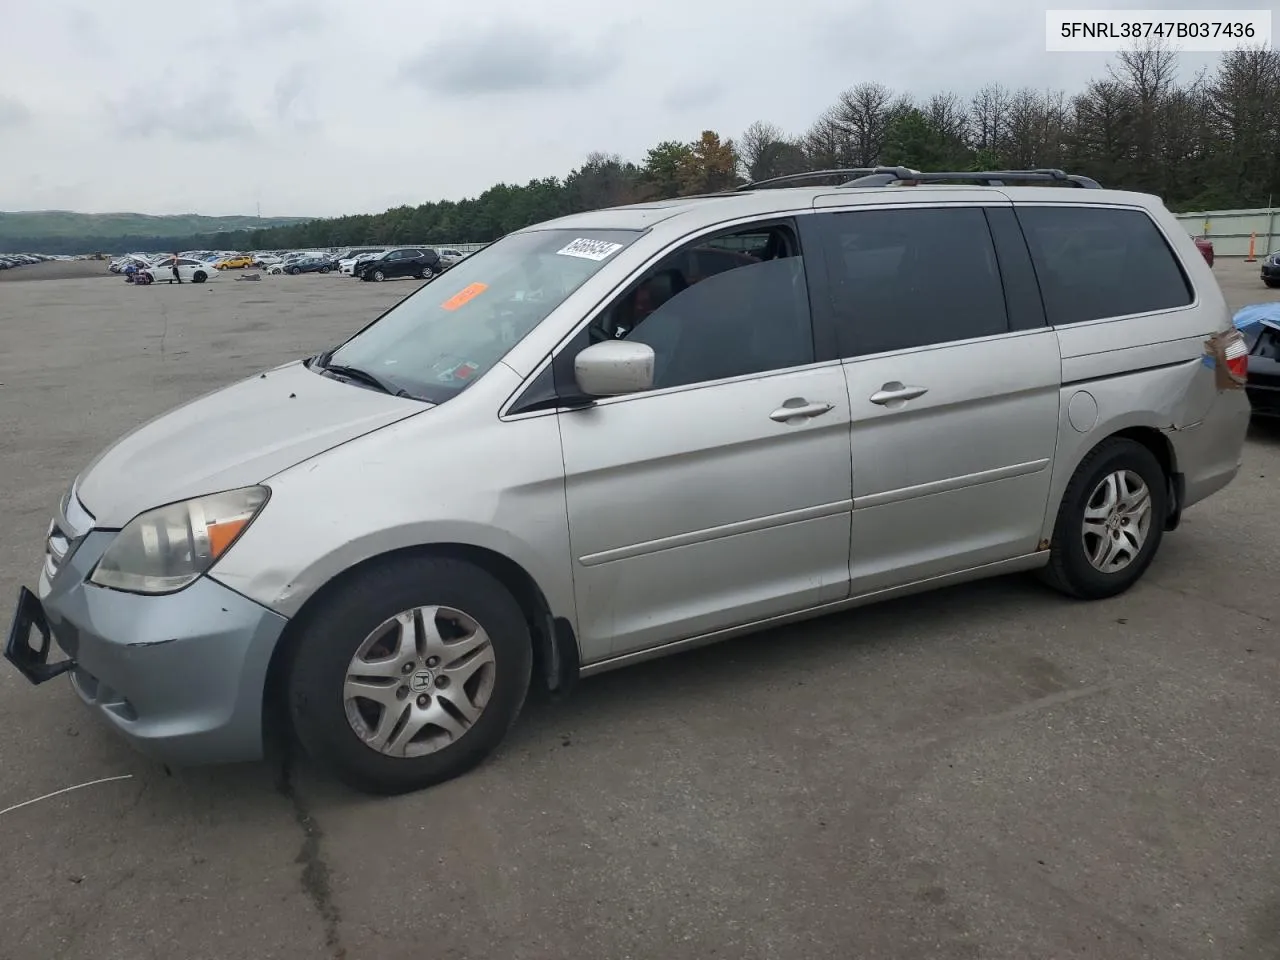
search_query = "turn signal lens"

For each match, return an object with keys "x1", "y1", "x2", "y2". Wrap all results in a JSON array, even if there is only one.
[{"x1": 89, "y1": 486, "x2": 269, "y2": 594}]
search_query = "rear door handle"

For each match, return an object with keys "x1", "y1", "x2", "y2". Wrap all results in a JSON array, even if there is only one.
[
  {"x1": 770, "y1": 399, "x2": 834, "y2": 423},
  {"x1": 869, "y1": 382, "x2": 928, "y2": 405}
]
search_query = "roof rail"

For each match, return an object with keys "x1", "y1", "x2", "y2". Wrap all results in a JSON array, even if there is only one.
[
  {"x1": 838, "y1": 167, "x2": 1102, "y2": 189},
  {"x1": 734, "y1": 169, "x2": 882, "y2": 191}
]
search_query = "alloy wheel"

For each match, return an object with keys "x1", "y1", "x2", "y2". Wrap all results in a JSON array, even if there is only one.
[
  {"x1": 1081, "y1": 469, "x2": 1152, "y2": 573},
  {"x1": 343, "y1": 606, "x2": 496, "y2": 758}
]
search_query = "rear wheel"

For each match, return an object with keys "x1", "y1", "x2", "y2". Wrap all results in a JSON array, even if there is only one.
[
  {"x1": 287, "y1": 556, "x2": 533, "y2": 795},
  {"x1": 1040, "y1": 438, "x2": 1167, "y2": 600}
]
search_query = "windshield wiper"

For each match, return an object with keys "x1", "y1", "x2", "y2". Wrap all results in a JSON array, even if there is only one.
[{"x1": 317, "y1": 360, "x2": 415, "y2": 399}]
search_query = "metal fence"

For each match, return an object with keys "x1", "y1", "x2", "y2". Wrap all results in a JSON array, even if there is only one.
[{"x1": 1174, "y1": 207, "x2": 1279, "y2": 257}]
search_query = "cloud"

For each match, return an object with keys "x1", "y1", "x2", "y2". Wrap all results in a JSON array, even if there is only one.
[
  {"x1": 400, "y1": 22, "x2": 617, "y2": 96},
  {"x1": 663, "y1": 81, "x2": 726, "y2": 113},
  {"x1": 108, "y1": 94, "x2": 258, "y2": 143},
  {"x1": 273, "y1": 62, "x2": 323, "y2": 134},
  {"x1": 0, "y1": 95, "x2": 31, "y2": 128}
]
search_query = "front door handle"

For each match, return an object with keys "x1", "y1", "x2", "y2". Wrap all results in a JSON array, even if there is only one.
[
  {"x1": 770, "y1": 399, "x2": 834, "y2": 423},
  {"x1": 869, "y1": 382, "x2": 928, "y2": 405}
]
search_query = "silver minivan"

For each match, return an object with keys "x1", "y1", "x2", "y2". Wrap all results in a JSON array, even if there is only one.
[{"x1": 7, "y1": 168, "x2": 1252, "y2": 794}]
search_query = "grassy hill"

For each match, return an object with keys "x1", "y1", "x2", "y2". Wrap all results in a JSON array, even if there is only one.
[{"x1": 0, "y1": 210, "x2": 312, "y2": 242}]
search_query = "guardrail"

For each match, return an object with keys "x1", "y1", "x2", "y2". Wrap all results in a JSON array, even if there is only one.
[{"x1": 1175, "y1": 207, "x2": 1278, "y2": 257}]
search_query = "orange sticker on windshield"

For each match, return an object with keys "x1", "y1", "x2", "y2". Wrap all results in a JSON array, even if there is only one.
[{"x1": 441, "y1": 282, "x2": 488, "y2": 311}]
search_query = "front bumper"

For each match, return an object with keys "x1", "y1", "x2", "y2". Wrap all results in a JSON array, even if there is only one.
[
  {"x1": 1261, "y1": 262, "x2": 1280, "y2": 282},
  {"x1": 8, "y1": 530, "x2": 288, "y2": 765}
]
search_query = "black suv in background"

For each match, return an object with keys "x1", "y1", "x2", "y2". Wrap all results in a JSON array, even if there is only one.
[
  {"x1": 355, "y1": 248, "x2": 441, "y2": 282},
  {"x1": 1261, "y1": 251, "x2": 1280, "y2": 288}
]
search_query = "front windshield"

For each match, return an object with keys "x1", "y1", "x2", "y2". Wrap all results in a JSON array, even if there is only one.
[{"x1": 324, "y1": 228, "x2": 640, "y2": 403}]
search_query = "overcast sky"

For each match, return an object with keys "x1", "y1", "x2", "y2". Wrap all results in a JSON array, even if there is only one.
[{"x1": 0, "y1": 0, "x2": 1272, "y2": 217}]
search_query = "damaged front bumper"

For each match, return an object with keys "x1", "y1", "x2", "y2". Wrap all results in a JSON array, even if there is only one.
[{"x1": 6, "y1": 530, "x2": 288, "y2": 765}]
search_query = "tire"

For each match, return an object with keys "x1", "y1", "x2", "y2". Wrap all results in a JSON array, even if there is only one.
[
  {"x1": 1040, "y1": 438, "x2": 1168, "y2": 600},
  {"x1": 193, "y1": 271, "x2": 207, "y2": 283},
  {"x1": 289, "y1": 266, "x2": 300, "y2": 275},
  {"x1": 371, "y1": 269, "x2": 385, "y2": 282},
  {"x1": 287, "y1": 556, "x2": 533, "y2": 795},
  {"x1": 320, "y1": 266, "x2": 330, "y2": 274},
  {"x1": 415, "y1": 269, "x2": 426, "y2": 280},
  {"x1": 1265, "y1": 279, "x2": 1279, "y2": 288}
]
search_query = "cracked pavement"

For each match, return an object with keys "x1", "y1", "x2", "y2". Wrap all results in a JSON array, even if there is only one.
[{"x1": 1, "y1": 262, "x2": 1279, "y2": 960}]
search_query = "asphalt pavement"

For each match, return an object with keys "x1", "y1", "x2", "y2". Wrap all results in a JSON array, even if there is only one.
[{"x1": 1, "y1": 261, "x2": 1278, "y2": 960}]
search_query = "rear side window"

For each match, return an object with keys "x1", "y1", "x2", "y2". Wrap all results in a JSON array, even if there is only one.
[
  {"x1": 1016, "y1": 206, "x2": 1193, "y2": 325},
  {"x1": 811, "y1": 207, "x2": 1009, "y2": 357}
]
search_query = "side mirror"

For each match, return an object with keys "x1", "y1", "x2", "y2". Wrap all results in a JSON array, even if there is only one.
[{"x1": 574, "y1": 340, "x2": 655, "y2": 397}]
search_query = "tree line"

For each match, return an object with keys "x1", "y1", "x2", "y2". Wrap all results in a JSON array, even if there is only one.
[{"x1": 27, "y1": 44, "x2": 1280, "y2": 254}]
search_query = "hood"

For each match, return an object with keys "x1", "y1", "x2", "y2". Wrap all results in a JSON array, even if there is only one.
[{"x1": 76, "y1": 361, "x2": 428, "y2": 527}]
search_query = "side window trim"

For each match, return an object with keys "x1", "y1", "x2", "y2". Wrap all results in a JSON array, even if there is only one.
[
  {"x1": 985, "y1": 206, "x2": 1047, "y2": 332},
  {"x1": 506, "y1": 215, "x2": 828, "y2": 417}
]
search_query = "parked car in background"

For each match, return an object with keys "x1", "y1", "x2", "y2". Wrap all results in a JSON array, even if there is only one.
[
  {"x1": 281, "y1": 256, "x2": 333, "y2": 275},
  {"x1": 340, "y1": 250, "x2": 386, "y2": 276},
  {"x1": 1261, "y1": 250, "x2": 1280, "y2": 288},
  {"x1": 252, "y1": 253, "x2": 283, "y2": 269},
  {"x1": 145, "y1": 256, "x2": 218, "y2": 283},
  {"x1": 1194, "y1": 236, "x2": 1214, "y2": 267},
  {"x1": 216, "y1": 255, "x2": 253, "y2": 270},
  {"x1": 1234, "y1": 304, "x2": 1280, "y2": 416},
  {"x1": 355, "y1": 247, "x2": 440, "y2": 281}
]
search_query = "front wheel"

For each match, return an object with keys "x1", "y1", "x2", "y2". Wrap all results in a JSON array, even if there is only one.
[
  {"x1": 193, "y1": 271, "x2": 207, "y2": 283},
  {"x1": 287, "y1": 556, "x2": 533, "y2": 795},
  {"x1": 1040, "y1": 438, "x2": 1168, "y2": 600},
  {"x1": 1265, "y1": 279, "x2": 1279, "y2": 288},
  {"x1": 289, "y1": 266, "x2": 300, "y2": 275},
  {"x1": 371, "y1": 269, "x2": 385, "y2": 282},
  {"x1": 320, "y1": 266, "x2": 330, "y2": 274}
]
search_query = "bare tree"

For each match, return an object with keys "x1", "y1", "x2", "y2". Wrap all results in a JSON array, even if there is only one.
[
  {"x1": 834, "y1": 82, "x2": 902, "y2": 165},
  {"x1": 925, "y1": 93, "x2": 969, "y2": 146},
  {"x1": 739, "y1": 120, "x2": 785, "y2": 179},
  {"x1": 802, "y1": 105, "x2": 848, "y2": 170},
  {"x1": 968, "y1": 83, "x2": 1011, "y2": 155}
]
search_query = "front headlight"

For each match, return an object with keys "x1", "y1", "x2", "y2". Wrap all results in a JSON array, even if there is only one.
[{"x1": 89, "y1": 486, "x2": 269, "y2": 594}]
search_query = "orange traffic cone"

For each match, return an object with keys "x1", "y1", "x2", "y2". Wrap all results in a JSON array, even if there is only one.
[{"x1": 1246, "y1": 233, "x2": 1257, "y2": 262}]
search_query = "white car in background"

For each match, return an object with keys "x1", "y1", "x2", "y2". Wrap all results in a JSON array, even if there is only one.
[
  {"x1": 339, "y1": 249, "x2": 386, "y2": 276},
  {"x1": 143, "y1": 256, "x2": 220, "y2": 283}
]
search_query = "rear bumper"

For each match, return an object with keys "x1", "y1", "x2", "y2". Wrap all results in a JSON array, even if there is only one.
[
  {"x1": 1170, "y1": 388, "x2": 1251, "y2": 509},
  {"x1": 27, "y1": 531, "x2": 288, "y2": 765}
]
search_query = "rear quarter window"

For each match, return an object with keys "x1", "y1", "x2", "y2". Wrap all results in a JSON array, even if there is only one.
[{"x1": 1016, "y1": 206, "x2": 1193, "y2": 326}]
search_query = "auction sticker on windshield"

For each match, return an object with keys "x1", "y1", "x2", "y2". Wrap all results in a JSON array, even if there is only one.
[
  {"x1": 441, "y1": 282, "x2": 488, "y2": 311},
  {"x1": 556, "y1": 238, "x2": 624, "y2": 261}
]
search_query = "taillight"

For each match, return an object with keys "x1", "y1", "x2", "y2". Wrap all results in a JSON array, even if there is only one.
[{"x1": 1225, "y1": 330, "x2": 1249, "y2": 381}]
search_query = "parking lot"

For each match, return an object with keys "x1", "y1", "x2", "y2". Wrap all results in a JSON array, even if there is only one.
[{"x1": 1, "y1": 261, "x2": 1279, "y2": 960}]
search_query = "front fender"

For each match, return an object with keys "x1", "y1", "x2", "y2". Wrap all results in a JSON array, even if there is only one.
[{"x1": 207, "y1": 365, "x2": 576, "y2": 632}]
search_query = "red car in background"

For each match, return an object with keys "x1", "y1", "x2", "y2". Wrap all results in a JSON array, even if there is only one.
[{"x1": 1194, "y1": 236, "x2": 1214, "y2": 267}]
